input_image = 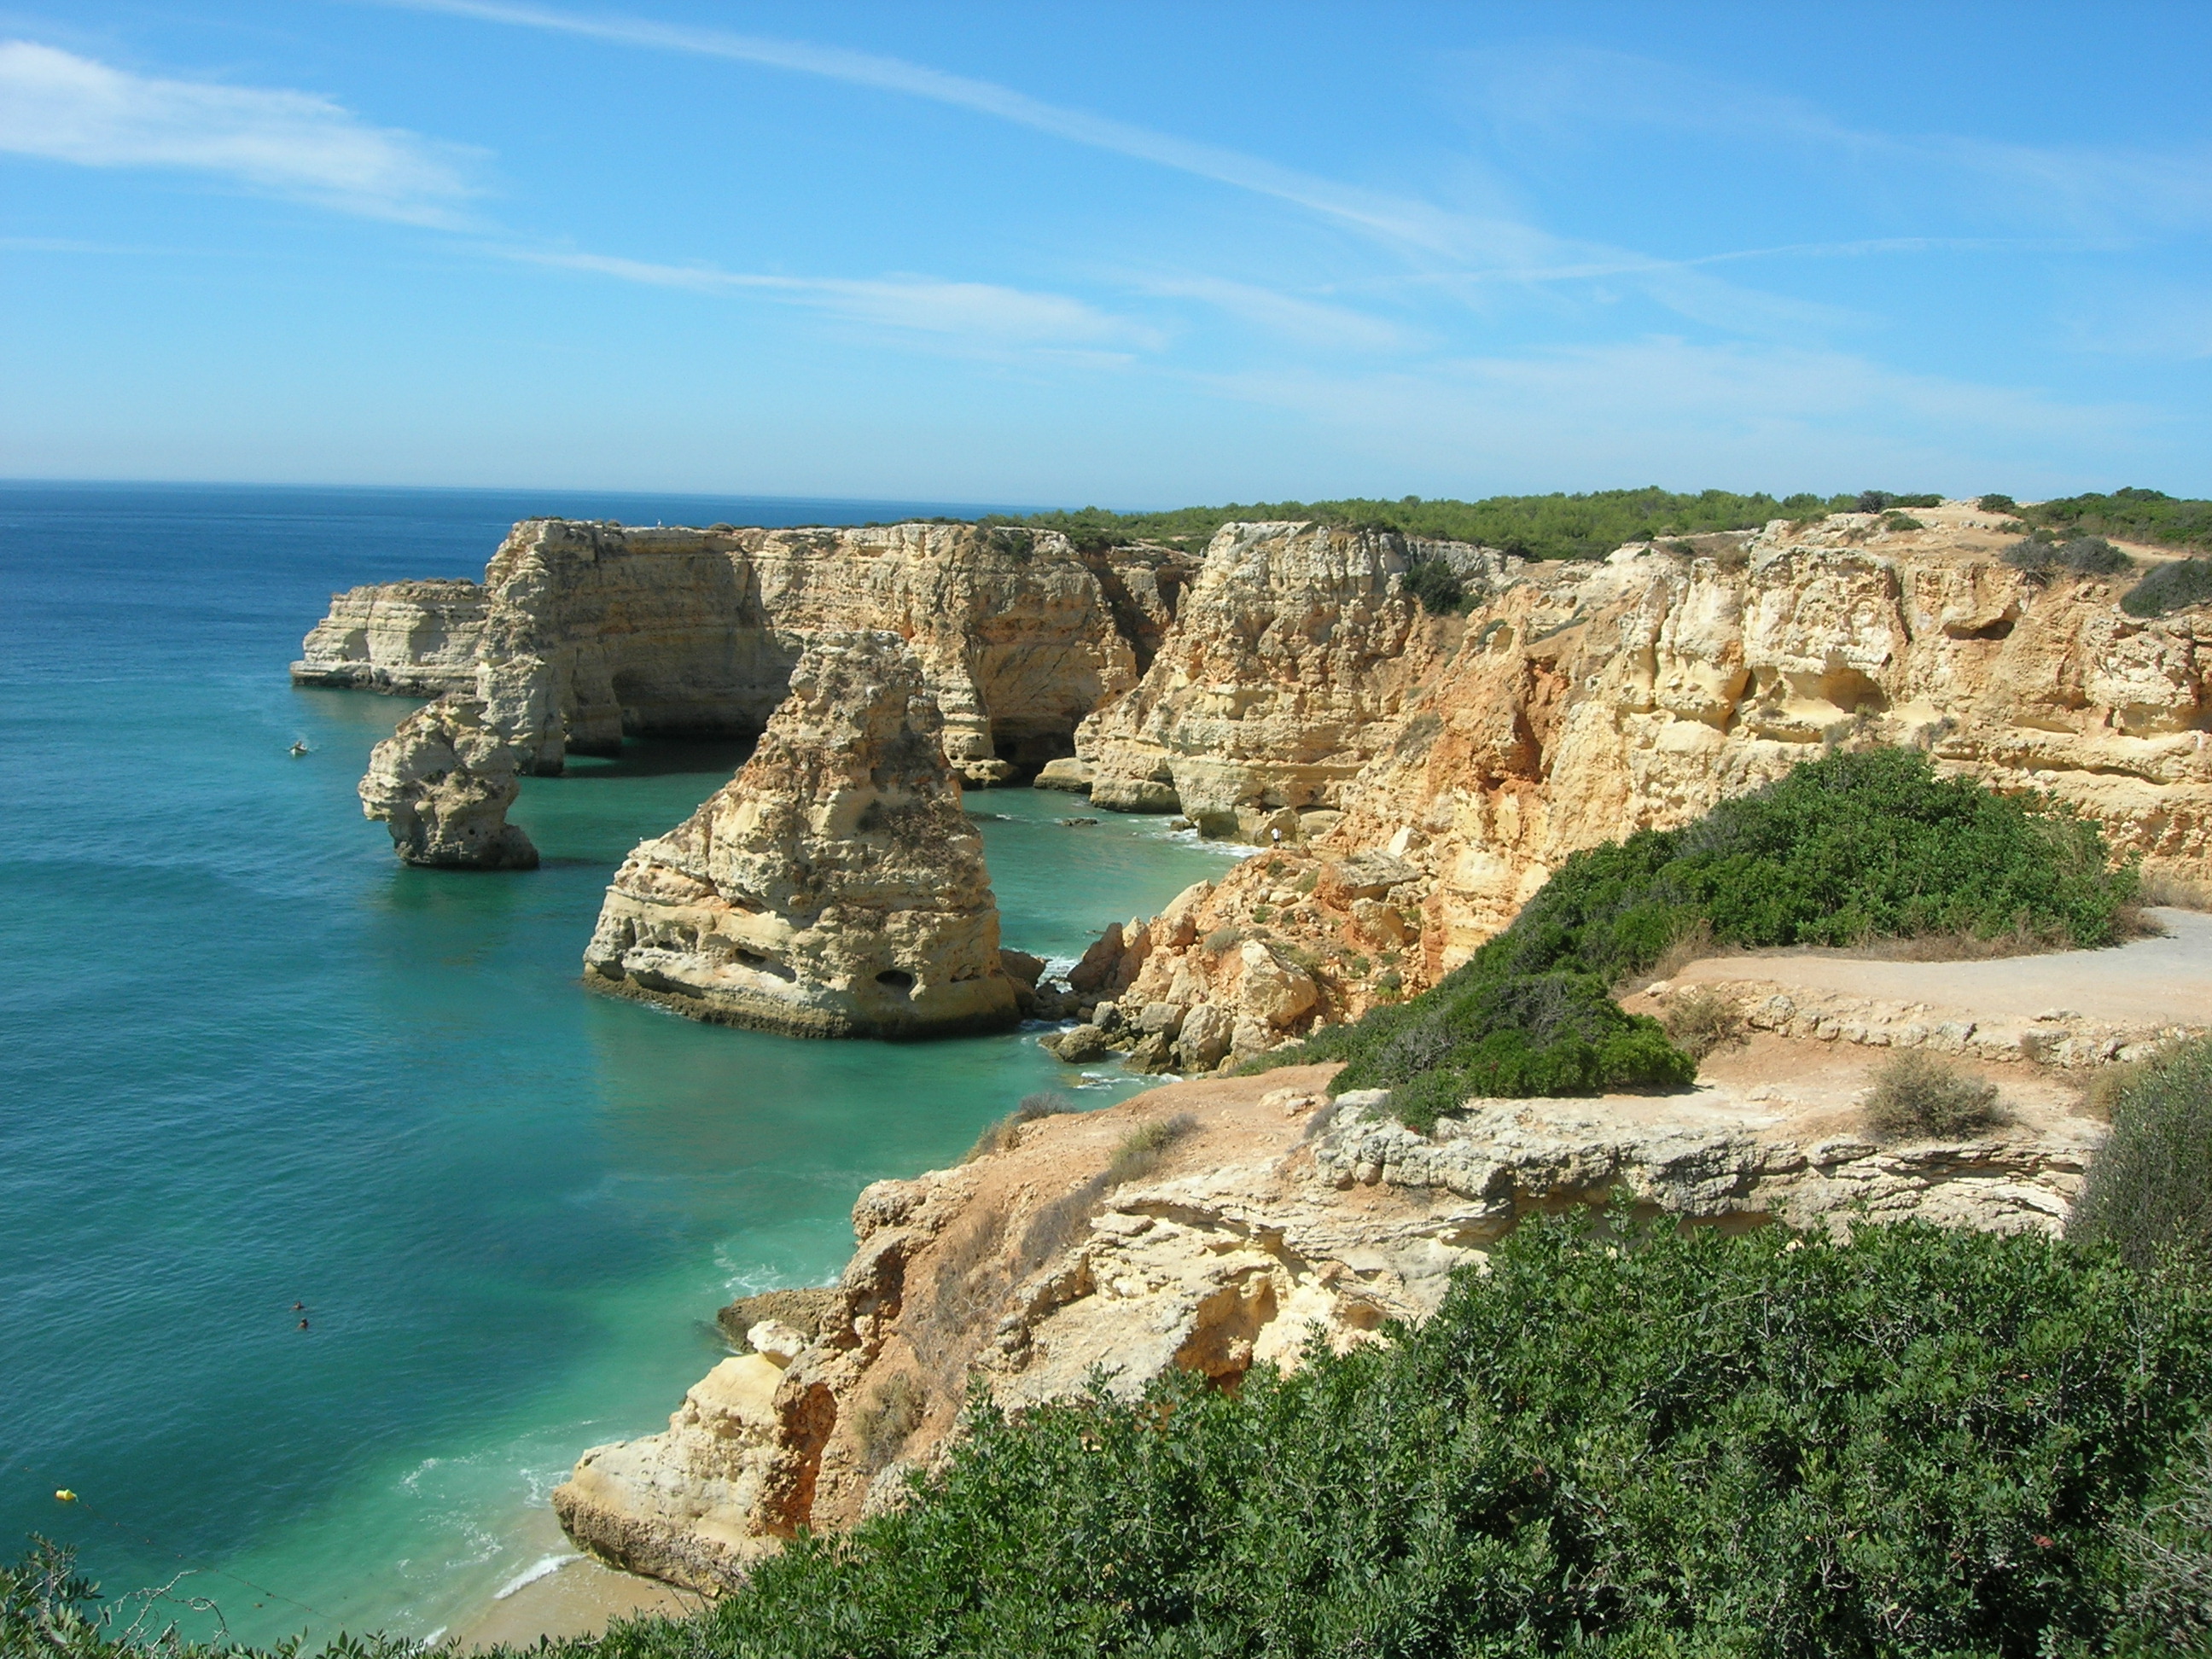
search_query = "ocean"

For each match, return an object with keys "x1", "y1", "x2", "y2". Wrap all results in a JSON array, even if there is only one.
[{"x1": 0, "y1": 483, "x2": 1235, "y2": 1645}]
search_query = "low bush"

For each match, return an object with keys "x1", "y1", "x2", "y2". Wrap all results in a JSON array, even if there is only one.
[
  {"x1": 2003, "y1": 531, "x2": 2132, "y2": 578},
  {"x1": 963, "y1": 1091, "x2": 1075, "y2": 1162},
  {"x1": 2018, "y1": 486, "x2": 2212, "y2": 552},
  {"x1": 1978, "y1": 492, "x2": 2019, "y2": 514},
  {"x1": 2069, "y1": 1034, "x2": 2212, "y2": 1272},
  {"x1": 2122, "y1": 557, "x2": 2212, "y2": 619},
  {"x1": 1862, "y1": 1050, "x2": 2005, "y2": 1141},
  {"x1": 1105, "y1": 1114, "x2": 1194, "y2": 1185},
  {"x1": 1658, "y1": 986, "x2": 1747, "y2": 1060}
]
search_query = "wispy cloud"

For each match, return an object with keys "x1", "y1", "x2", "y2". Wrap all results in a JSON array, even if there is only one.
[
  {"x1": 383, "y1": 0, "x2": 1558, "y2": 269},
  {"x1": 0, "y1": 39, "x2": 480, "y2": 224},
  {"x1": 1468, "y1": 44, "x2": 2212, "y2": 235},
  {"x1": 1126, "y1": 274, "x2": 1417, "y2": 353},
  {"x1": 504, "y1": 247, "x2": 1162, "y2": 353}
]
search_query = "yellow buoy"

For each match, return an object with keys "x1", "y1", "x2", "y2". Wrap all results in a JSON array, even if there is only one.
[{"x1": 55, "y1": 1490, "x2": 77, "y2": 1503}]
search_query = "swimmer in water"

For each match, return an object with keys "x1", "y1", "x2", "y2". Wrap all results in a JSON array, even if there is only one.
[{"x1": 298, "y1": 1318, "x2": 310, "y2": 1330}]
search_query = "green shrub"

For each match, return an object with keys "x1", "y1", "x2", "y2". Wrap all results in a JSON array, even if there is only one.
[
  {"x1": 1978, "y1": 492, "x2": 2019, "y2": 514},
  {"x1": 2123, "y1": 558, "x2": 2212, "y2": 619},
  {"x1": 1400, "y1": 551, "x2": 1466, "y2": 614},
  {"x1": 1862, "y1": 1049, "x2": 2005, "y2": 1141},
  {"x1": 678, "y1": 1220, "x2": 2212, "y2": 1657},
  {"x1": 1265, "y1": 749, "x2": 2135, "y2": 1131},
  {"x1": 2069, "y1": 1035, "x2": 2212, "y2": 1272},
  {"x1": 2004, "y1": 532, "x2": 2132, "y2": 579},
  {"x1": 2020, "y1": 486, "x2": 2212, "y2": 552}
]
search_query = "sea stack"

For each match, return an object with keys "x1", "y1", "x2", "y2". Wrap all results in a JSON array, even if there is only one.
[
  {"x1": 582, "y1": 630, "x2": 1019, "y2": 1037},
  {"x1": 357, "y1": 695, "x2": 539, "y2": 870}
]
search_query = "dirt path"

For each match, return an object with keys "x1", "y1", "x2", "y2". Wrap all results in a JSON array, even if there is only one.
[{"x1": 1672, "y1": 908, "x2": 2212, "y2": 1028}]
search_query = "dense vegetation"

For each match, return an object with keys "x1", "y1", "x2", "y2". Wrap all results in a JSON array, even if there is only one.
[
  {"x1": 20, "y1": 1220, "x2": 2212, "y2": 1657},
  {"x1": 986, "y1": 487, "x2": 1939, "y2": 562},
  {"x1": 2123, "y1": 559, "x2": 2212, "y2": 619},
  {"x1": 2070, "y1": 1035, "x2": 2212, "y2": 1274},
  {"x1": 1272, "y1": 748, "x2": 2135, "y2": 1131},
  {"x1": 2000, "y1": 530, "x2": 2133, "y2": 579},
  {"x1": 2018, "y1": 487, "x2": 2212, "y2": 552}
]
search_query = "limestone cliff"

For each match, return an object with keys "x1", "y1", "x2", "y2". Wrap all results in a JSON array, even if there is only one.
[
  {"x1": 581, "y1": 631, "x2": 1018, "y2": 1037},
  {"x1": 292, "y1": 579, "x2": 486, "y2": 696},
  {"x1": 317, "y1": 518, "x2": 1193, "y2": 867},
  {"x1": 1077, "y1": 521, "x2": 1515, "y2": 835},
  {"x1": 1074, "y1": 502, "x2": 2212, "y2": 1051},
  {"x1": 357, "y1": 696, "x2": 538, "y2": 870}
]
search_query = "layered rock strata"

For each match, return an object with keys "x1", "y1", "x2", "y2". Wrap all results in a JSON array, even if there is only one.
[
  {"x1": 357, "y1": 696, "x2": 538, "y2": 870},
  {"x1": 1077, "y1": 521, "x2": 1515, "y2": 835},
  {"x1": 291, "y1": 579, "x2": 486, "y2": 696},
  {"x1": 581, "y1": 631, "x2": 1018, "y2": 1037},
  {"x1": 1074, "y1": 503, "x2": 2212, "y2": 1053},
  {"x1": 554, "y1": 1041, "x2": 2106, "y2": 1591}
]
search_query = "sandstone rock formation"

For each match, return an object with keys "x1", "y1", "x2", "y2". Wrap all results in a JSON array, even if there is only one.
[
  {"x1": 1074, "y1": 503, "x2": 2212, "y2": 1050},
  {"x1": 554, "y1": 1027, "x2": 2110, "y2": 1590},
  {"x1": 581, "y1": 632, "x2": 1019, "y2": 1037},
  {"x1": 291, "y1": 579, "x2": 486, "y2": 696},
  {"x1": 357, "y1": 696, "x2": 538, "y2": 870}
]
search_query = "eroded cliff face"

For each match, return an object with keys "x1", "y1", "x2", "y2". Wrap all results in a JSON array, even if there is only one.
[
  {"x1": 324, "y1": 519, "x2": 1193, "y2": 868},
  {"x1": 1074, "y1": 504, "x2": 2212, "y2": 1055},
  {"x1": 554, "y1": 1041, "x2": 2107, "y2": 1592},
  {"x1": 1077, "y1": 522, "x2": 1515, "y2": 835},
  {"x1": 292, "y1": 579, "x2": 486, "y2": 696},
  {"x1": 581, "y1": 631, "x2": 1018, "y2": 1037}
]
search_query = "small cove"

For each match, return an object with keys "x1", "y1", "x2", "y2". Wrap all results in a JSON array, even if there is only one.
[{"x1": 0, "y1": 484, "x2": 1233, "y2": 1646}]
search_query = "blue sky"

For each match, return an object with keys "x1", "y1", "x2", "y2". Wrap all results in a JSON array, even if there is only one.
[{"x1": 3, "y1": 2, "x2": 2208, "y2": 505}]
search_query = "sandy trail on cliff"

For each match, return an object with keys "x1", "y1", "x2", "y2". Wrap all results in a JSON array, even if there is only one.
[{"x1": 1668, "y1": 906, "x2": 2212, "y2": 1027}]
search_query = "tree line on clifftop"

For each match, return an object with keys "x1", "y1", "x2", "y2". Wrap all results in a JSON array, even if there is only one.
[
  {"x1": 18, "y1": 754, "x2": 2212, "y2": 1656},
  {"x1": 977, "y1": 485, "x2": 2212, "y2": 565}
]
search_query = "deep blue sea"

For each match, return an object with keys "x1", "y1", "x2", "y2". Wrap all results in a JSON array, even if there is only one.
[{"x1": 0, "y1": 483, "x2": 1234, "y2": 1645}]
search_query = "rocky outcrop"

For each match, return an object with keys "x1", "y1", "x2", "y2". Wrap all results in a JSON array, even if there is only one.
[
  {"x1": 1078, "y1": 522, "x2": 1516, "y2": 835},
  {"x1": 325, "y1": 520, "x2": 1196, "y2": 868},
  {"x1": 1077, "y1": 504, "x2": 2212, "y2": 1046},
  {"x1": 448, "y1": 518, "x2": 1179, "y2": 783},
  {"x1": 357, "y1": 696, "x2": 538, "y2": 870},
  {"x1": 292, "y1": 579, "x2": 486, "y2": 696},
  {"x1": 554, "y1": 1042, "x2": 2108, "y2": 1589},
  {"x1": 581, "y1": 632, "x2": 1018, "y2": 1037}
]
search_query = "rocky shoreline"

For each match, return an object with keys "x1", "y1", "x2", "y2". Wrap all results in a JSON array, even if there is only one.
[{"x1": 288, "y1": 498, "x2": 2212, "y2": 1600}]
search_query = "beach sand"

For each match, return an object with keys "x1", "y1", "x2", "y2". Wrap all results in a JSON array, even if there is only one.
[{"x1": 450, "y1": 1533, "x2": 702, "y2": 1650}]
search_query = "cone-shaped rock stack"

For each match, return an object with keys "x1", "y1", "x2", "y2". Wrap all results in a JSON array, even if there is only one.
[
  {"x1": 358, "y1": 695, "x2": 540, "y2": 870},
  {"x1": 582, "y1": 630, "x2": 1018, "y2": 1037}
]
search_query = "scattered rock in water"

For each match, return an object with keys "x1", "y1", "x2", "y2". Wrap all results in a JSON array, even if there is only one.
[
  {"x1": 717, "y1": 1288, "x2": 840, "y2": 1350},
  {"x1": 358, "y1": 695, "x2": 538, "y2": 870},
  {"x1": 1042, "y1": 1023, "x2": 1111, "y2": 1063},
  {"x1": 1056, "y1": 816, "x2": 1100, "y2": 828}
]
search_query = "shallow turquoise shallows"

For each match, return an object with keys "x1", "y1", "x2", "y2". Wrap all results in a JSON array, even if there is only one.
[{"x1": 0, "y1": 484, "x2": 1237, "y2": 1645}]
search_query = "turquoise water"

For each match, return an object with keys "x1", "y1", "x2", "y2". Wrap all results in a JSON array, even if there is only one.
[{"x1": 0, "y1": 484, "x2": 1233, "y2": 1645}]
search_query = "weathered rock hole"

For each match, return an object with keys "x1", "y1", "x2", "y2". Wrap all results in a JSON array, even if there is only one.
[{"x1": 876, "y1": 969, "x2": 917, "y2": 992}]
